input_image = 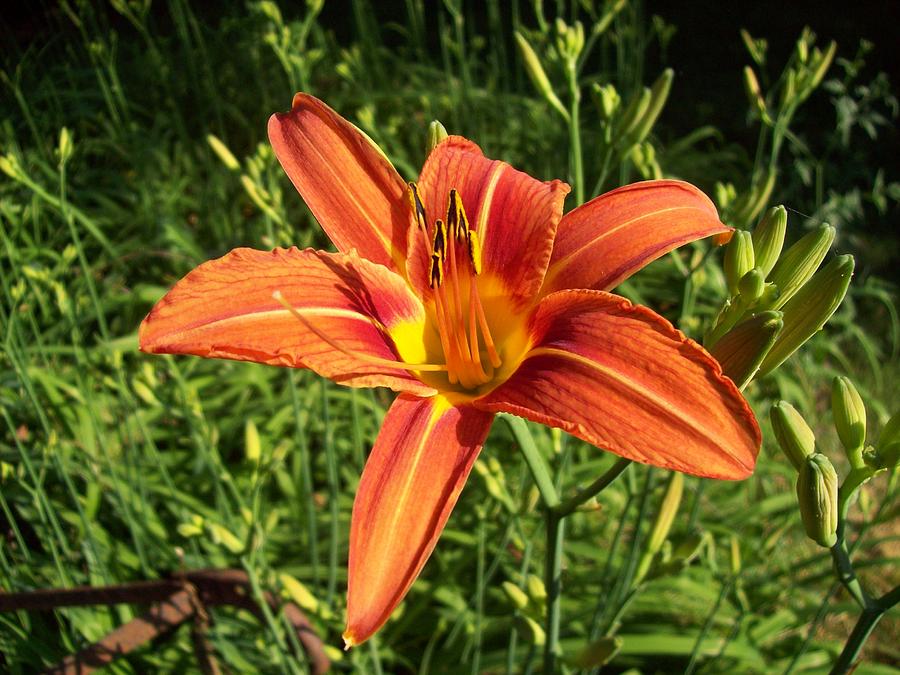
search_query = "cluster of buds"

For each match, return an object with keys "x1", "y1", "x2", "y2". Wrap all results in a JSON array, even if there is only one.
[
  {"x1": 770, "y1": 378, "x2": 900, "y2": 549},
  {"x1": 706, "y1": 206, "x2": 854, "y2": 388},
  {"x1": 741, "y1": 27, "x2": 837, "y2": 124},
  {"x1": 589, "y1": 68, "x2": 673, "y2": 180}
]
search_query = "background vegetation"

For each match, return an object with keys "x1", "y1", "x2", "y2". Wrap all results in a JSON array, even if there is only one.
[{"x1": 1, "y1": 1, "x2": 897, "y2": 672}]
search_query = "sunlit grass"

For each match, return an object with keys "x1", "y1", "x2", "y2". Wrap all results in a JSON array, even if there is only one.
[{"x1": 1, "y1": 1, "x2": 896, "y2": 672}]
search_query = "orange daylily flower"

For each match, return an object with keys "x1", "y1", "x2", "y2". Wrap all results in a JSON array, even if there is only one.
[{"x1": 140, "y1": 93, "x2": 761, "y2": 647}]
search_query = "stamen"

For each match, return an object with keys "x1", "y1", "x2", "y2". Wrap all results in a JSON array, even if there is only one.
[
  {"x1": 272, "y1": 291, "x2": 447, "y2": 373},
  {"x1": 408, "y1": 182, "x2": 428, "y2": 231},
  {"x1": 467, "y1": 230, "x2": 482, "y2": 275}
]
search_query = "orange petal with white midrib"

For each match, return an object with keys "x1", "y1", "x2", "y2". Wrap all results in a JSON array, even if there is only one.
[
  {"x1": 542, "y1": 180, "x2": 729, "y2": 295},
  {"x1": 344, "y1": 394, "x2": 493, "y2": 647},
  {"x1": 475, "y1": 290, "x2": 760, "y2": 479},
  {"x1": 412, "y1": 137, "x2": 570, "y2": 309},
  {"x1": 268, "y1": 94, "x2": 410, "y2": 272},
  {"x1": 139, "y1": 247, "x2": 435, "y2": 395}
]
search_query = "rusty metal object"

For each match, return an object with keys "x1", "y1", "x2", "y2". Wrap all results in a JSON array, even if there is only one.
[{"x1": 0, "y1": 569, "x2": 330, "y2": 674}]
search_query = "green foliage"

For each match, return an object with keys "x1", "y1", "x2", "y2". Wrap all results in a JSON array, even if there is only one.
[{"x1": 1, "y1": 1, "x2": 897, "y2": 673}]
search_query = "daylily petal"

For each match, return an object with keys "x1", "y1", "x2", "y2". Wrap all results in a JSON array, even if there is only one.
[
  {"x1": 411, "y1": 136, "x2": 570, "y2": 308},
  {"x1": 139, "y1": 247, "x2": 434, "y2": 395},
  {"x1": 476, "y1": 290, "x2": 760, "y2": 479},
  {"x1": 268, "y1": 94, "x2": 409, "y2": 271},
  {"x1": 344, "y1": 394, "x2": 493, "y2": 646},
  {"x1": 541, "y1": 180, "x2": 729, "y2": 295}
]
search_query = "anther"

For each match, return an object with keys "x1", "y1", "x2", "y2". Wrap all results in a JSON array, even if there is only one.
[{"x1": 408, "y1": 182, "x2": 427, "y2": 230}]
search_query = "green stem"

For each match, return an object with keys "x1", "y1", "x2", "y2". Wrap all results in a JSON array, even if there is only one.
[
  {"x1": 543, "y1": 511, "x2": 565, "y2": 675},
  {"x1": 829, "y1": 539, "x2": 867, "y2": 610},
  {"x1": 502, "y1": 414, "x2": 559, "y2": 509},
  {"x1": 553, "y1": 457, "x2": 631, "y2": 517},
  {"x1": 830, "y1": 585, "x2": 900, "y2": 675},
  {"x1": 567, "y1": 63, "x2": 584, "y2": 205}
]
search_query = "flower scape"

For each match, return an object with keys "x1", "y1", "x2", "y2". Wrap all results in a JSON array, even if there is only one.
[{"x1": 139, "y1": 94, "x2": 761, "y2": 647}]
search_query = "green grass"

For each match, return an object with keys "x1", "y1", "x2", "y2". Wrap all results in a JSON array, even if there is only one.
[{"x1": 1, "y1": 1, "x2": 897, "y2": 672}]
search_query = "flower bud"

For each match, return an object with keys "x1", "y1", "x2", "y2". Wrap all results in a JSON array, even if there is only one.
[
  {"x1": 515, "y1": 32, "x2": 569, "y2": 121},
  {"x1": 738, "y1": 267, "x2": 765, "y2": 303},
  {"x1": 592, "y1": 83, "x2": 620, "y2": 119},
  {"x1": 279, "y1": 573, "x2": 320, "y2": 613},
  {"x1": 724, "y1": 231, "x2": 755, "y2": 295},
  {"x1": 832, "y1": 376, "x2": 866, "y2": 453},
  {"x1": 245, "y1": 419, "x2": 261, "y2": 464},
  {"x1": 207, "y1": 134, "x2": 241, "y2": 171},
  {"x1": 526, "y1": 574, "x2": 547, "y2": 602},
  {"x1": 795, "y1": 37, "x2": 809, "y2": 64},
  {"x1": 759, "y1": 254, "x2": 853, "y2": 376},
  {"x1": 629, "y1": 68, "x2": 674, "y2": 145},
  {"x1": 646, "y1": 472, "x2": 684, "y2": 555},
  {"x1": 770, "y1": 401, "x2": 816, "y2": 471},
  {"x1": 427, "y1": 120, "x2": 448, "y2": 153},
  {"x1": 743, "y1": 66, "x2": 768, "y2": 120},
  {"x1": 796, "y1": 453, "x2": 838, "y2": 548},
  {"x1": 709, "y1": 310, "x2": 782, "y2": 389},
  {"x1": 805, "y1": 41, "x2": 837, "y2": 93},
  {"x1": 616, "y1": 87, "x2": 651, "y2": 138},
  {"x1": 58, "y1": 127, "x2": 74, "y2": 165},
  {"x1": 502, "y1": 581, "x2": 530, "y2": 610},
  {"x1": 751, "y1": 206, "x2": 787, "y2": 278},
  {"x1": 519, "y1": 616, "x2": 546, "y2": 646},
  {"x1": 765, "y1": 224, "x2": 836, "y2": 310}
]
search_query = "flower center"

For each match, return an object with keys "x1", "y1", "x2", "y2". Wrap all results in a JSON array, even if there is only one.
[{"x1": 408, "y1": 183, "x2": 501, "y2": 390}]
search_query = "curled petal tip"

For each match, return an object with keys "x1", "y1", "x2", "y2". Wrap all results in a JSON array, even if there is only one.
[{"x1": 342, "y1": 632, "x2": 357, "y2": 650}]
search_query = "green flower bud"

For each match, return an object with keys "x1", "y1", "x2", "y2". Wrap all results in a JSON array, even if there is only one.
[
  {"x1": 58, "y1": 127, "x2": 74, "y2": 165},
  {"x1": 427, "y1": 120, "x2": 448, "y2": 153},
  {"x1": 724, "y1": 231, "x2": 755, "y2": 295},
  {"x1": 832, "y1": 376, "x2": 866, "y2": 453},
  {"x1": 743, "y1": 66, "x2": 768, "y2": 120},
  {"x1": 770, "y1": 401, "x2": 816, "y2": 471},
  {"x1": 502, "y1": 581, "x2": 530, "y2": 610},
  {"x1": 765, "y1": 224, "x2": 836, "y2": 310},
  {"x1": 569, "y1": 636, "x2": 623, "y2": 668},
  {"x1": 244, "y1": 419, "x2": 261, "y2": 464},
  {"x1": 634, "y1": 472, "x2": 683, "y2": 584},
  {"x1": 805, "y1": 41, "x2": 837, "y2": 93},
  {"x1": 515, "y1": 32, "x2": 569, "y2": 122},
  {"x1": 758, "y1": 254, "x2": 853, "y2": 376},
  {"x1": 519, "y1": 616, "x2": 546, "y2": 646},
  {"x1": 751, "y1": 206, "x2": 787, "y2": 278},
  {"x1": 646, "y1": 472, "x2": 684, "y2": 555},
  {"x1": 592, "y1": 83, "x2": 620, "y2": 119},
  {"x1": 795, "y1": 37, "x2": 809, "y2": 64},
  {"x1": 738, "y1": 267, "x2": 765, "y2": 302},
  {"x1": 796, "y1": 453, "x2": 838, "y2": 548},
  {"x1": 526, "y1": 574, "x2": 547, "y2": 602},
  {"x1": 207, "y1": 134, "x2": 241, "y2": 171},
  {"x1": 628, "y1": 68, "x2": 674, "y2": 145},
  {"x1": 709, "y1": 310, "x2": 782, "y2": 389},
  {"x1": 616, "y1": 87, "x2": 651, "y2": 138},
  {"x1": 279, "y1": 573, "x2": 320, "y2": 613}
]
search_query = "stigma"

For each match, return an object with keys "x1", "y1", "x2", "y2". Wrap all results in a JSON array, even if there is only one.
[{"x1": 409, "y1": 183, "x2": 501, "y2": 389}]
